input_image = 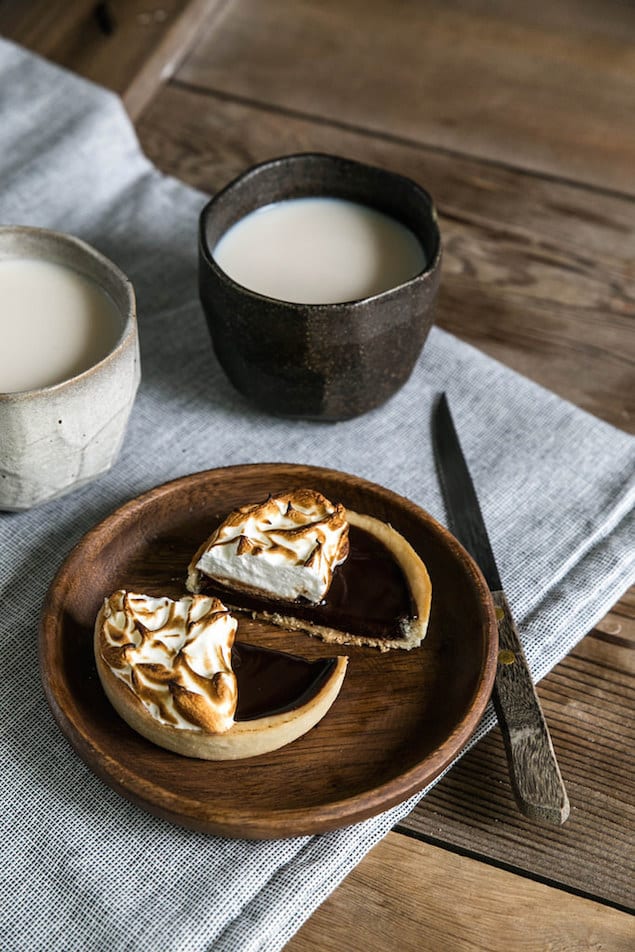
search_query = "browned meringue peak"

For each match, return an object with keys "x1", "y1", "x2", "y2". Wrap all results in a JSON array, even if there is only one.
[
  {"x1": 96, "y1": 590, "x2": 238, "y2": 734},
  {"x1": 187, "y1": 489, "x2": 350, "y2": 603}
]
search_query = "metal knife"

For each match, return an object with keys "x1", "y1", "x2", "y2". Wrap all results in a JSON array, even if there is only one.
[{"x1": 432, "y1": 393, "x2": 570, "y2": 824}]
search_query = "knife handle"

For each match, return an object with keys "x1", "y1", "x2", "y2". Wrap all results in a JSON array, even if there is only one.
[{"x1": 491, "y1": 591, "x2": 570, "y2": 825}]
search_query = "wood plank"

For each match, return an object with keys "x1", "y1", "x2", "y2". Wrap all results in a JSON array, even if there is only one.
[
  {"x1": 0, "y1": 0, "x2": 219, "y2": 118},
  {"x1": 0, "y1": 0, "x2": 97, "y2": 54},
  {"x1": 398, "y1": 594, "x2": 635, "y2": 912},
  {"x1": 136, "y1": 83, "x2": 635, "y2": 430},
  {"x1": 286, "y1": 832, "x2": 634, "y2": 952},
  {"x1": 175, "y1": 0, "x2": 635, "y2": 195}
]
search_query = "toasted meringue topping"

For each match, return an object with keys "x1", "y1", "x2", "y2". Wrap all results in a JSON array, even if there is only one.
[
  {"x1": 97, "y1": 591, "x2": 238, "y2": 733},
  {"x1": 192, "y1": 489, "x2": 349, "y2": 603}
]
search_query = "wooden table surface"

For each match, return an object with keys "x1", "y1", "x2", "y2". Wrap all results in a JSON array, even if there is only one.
[{"x1": 3, "y1": 1, "x2": 633, "y2": 948}]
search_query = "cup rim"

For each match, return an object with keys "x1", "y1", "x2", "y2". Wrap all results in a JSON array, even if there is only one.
[
  {"x1": 199, "y1": 151, "x2": 442, "y2": 310},
  {"x1": 0, "y1": 225, "x2": 137, "y2": 401}
]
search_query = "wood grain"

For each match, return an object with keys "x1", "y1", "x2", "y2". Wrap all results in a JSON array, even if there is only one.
[
  {"x1": 0, "y1": 0, "x2": 218, "y2": 118},
  {"x1": 399, "y1": 602, "x2": 635, "y2": 911},
  {"x1": 176, "y1": 0, "x2": 635, "y2": 195},
  {"x1": 490, "y1": 591, "x2": 569, "y2": 824},
  {"x1": 136, "y1": 83, "x2": 635, "y2": 431},
  {"x1": 286, "y1": 832, "x2": 635, "y2": 951},
  {"x1": 0, "y1": 0, "x2": 97, "y2": 54},
  {"x1": 40, "y1": 464, "x2": 497, "y2": 838}
]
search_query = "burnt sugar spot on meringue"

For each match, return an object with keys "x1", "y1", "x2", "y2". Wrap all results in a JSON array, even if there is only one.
[{"x1": 97, "y1": 591, "x2": 238, "y2": 733}]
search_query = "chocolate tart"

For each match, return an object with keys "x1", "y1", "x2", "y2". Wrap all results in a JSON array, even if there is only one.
[
  {"x1": 94, "y1": 592, "x2": 347, "y2": 761},
  {"x1": 188, "y1": 508, "x2": 432, "y2": 652}
]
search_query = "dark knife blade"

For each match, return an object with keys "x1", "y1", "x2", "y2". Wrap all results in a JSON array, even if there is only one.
[{"x1": 432, "y1": 393, "x2": 569, "y2": 824}]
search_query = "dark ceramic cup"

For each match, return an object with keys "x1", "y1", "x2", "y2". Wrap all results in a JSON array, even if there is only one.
[{"x1": 198, "y1": 153, "x2": 441, "y2": 420}]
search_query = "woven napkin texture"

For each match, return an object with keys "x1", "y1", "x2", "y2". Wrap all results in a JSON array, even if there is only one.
[{"x1": 1, "y1": 41, "x2": 633, "y2": 952}]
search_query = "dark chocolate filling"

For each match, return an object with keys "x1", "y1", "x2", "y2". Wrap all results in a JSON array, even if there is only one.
[
  {"x1": 232, "y1": 642, "x2": 337, "y2": 721},
  {"x1": 200, "y1": 525, "x2": 416, "y2": 639}
]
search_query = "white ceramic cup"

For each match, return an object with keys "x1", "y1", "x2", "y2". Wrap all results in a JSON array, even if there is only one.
[{"x1": 0, "y1": 226, "x2": 140, "y2": 511}]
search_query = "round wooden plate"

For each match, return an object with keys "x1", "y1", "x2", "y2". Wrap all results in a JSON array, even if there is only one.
[{"x1": 40, "y1": 463, "x2": 498, "y2": 839}]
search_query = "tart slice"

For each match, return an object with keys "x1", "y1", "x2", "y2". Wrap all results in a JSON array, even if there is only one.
[
  {"x1": 187, "y1": 490, "x2": 432, "y2": 651},
  {"x1": 94, "y1": 590, "x2": 347, "y2": 760}
]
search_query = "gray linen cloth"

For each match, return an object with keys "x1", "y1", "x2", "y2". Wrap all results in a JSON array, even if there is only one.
[{"x1": 0, "y1": 41, "x2": 633, "y2": 952}]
